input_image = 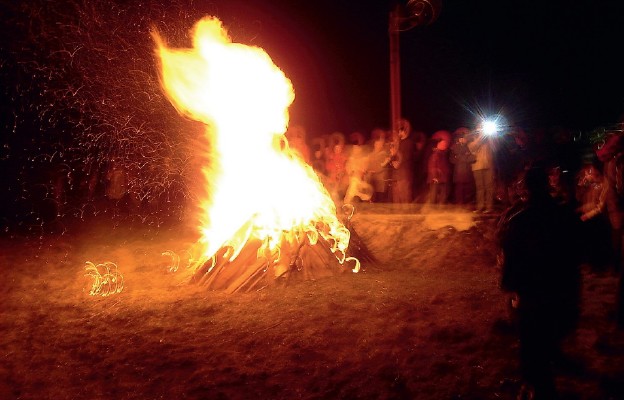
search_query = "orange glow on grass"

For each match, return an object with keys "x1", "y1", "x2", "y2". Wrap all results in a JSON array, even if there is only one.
[{"x1": 154, "y1": 17, "x2": 358, "y2": 274}]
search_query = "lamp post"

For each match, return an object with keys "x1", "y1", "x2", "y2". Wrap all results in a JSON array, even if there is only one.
[{"x1": 388, "y1": 0, "x2": 442, "y2": 137}]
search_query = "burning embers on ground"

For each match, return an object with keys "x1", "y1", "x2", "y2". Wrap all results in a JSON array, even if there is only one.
[{"x1": 153, "y1": 17, "x2": 370, "y2": 293}]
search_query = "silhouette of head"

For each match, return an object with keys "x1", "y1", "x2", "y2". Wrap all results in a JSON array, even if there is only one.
[{"x1": 524, "y1": 167, "x2": 550, "y2": 198}]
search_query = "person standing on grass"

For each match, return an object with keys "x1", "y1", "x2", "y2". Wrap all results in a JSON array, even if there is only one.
[
  {"x1": 500, "y1": 166, "x2": 582, "y2": 400},
  {"x1": 449, "y1": 127, "x2": 476, "y2": 206},
  {"x1": 595, "y1": 132, "x2": 624, "y2": 329},
  {"x1": 426, "y1": 138, "x2": 451, "y2": 205},
  {"x1": 469, "y1": 133, "x2": 495, "y2": 213}
]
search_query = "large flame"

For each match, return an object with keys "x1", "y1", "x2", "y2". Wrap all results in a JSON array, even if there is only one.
[{"x1": 155, "y1": 17, "x2": 357, "y2": 273}]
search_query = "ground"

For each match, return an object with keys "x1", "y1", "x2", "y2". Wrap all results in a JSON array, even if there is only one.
[{"x1": 1, "y1": 204, "x2": 624, "y2": 400}]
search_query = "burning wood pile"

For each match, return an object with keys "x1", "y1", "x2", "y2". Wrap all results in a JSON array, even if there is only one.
[
  {"x1": 188, "y1": 205, "x2": 377, "y2": 293},
  {"x1": 154, "y1": 17, "x2": 376, "y2": 293}
]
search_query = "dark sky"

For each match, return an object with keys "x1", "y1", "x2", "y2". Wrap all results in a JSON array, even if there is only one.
[
  {"x1": 259, "y1": 0, "x2": 624, "y2": 136},
  {"x1": 210, "y1": 0, "x2": 624, "y2": 136},
  {"x1": 2, "y1": 0, "x2": 624, "y2": 139}
]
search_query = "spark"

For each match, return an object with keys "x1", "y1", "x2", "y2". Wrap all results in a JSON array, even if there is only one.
[
  {"x1": 84, "y1": 261, "x2": 124, "y2": 296},
  {"x1": 2, "y1": 0, "x2": 230, "y2": 232},
  {"x1": 161, "y1": 250, "x2": 180, "y2": 273}
]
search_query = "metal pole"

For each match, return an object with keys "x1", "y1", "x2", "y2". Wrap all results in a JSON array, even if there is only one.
[{"x1": 389, "y1": 6, "x2": 401, "y2": 139}]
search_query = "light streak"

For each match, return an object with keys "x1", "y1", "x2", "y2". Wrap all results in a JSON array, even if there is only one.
[
  {"x1": 161, "y1": 250, "x2": 180, "y2": 273},
  {"x1": 84, "y1": 261, "x2": 124, "y2": 296}
]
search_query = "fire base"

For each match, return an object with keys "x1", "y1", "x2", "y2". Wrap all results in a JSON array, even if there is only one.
[{"x1": 191, "y1": 224, "x2": 378, "y2": 294}]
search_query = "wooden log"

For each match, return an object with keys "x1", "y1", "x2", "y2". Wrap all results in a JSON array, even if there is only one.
[
  {"x1": 192, "y1": 213, "x2": 379, "y2": 292},
  {"x1": 225, "y1": 256, "x2": 271, "y2": 294},
  {"x1": 192, "y1": 246, "x2": 230, "y2": 285},
  {"x1": 205, "y1": 239, "x2": 263, "y2": 290},
  {"x1": 345, "y1": 224, "x2": 380, "y2": 272}
]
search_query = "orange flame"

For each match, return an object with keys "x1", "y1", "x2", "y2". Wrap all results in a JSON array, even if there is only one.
[{"x1": 155, "y1": 17, "x2": 357, "y2": 273}]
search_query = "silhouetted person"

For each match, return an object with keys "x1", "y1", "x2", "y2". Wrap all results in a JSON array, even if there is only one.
[
  {"x1": 500, "y1": 166, "x2": 582, "y2": 399},
  {"x1": 449, "y1": 128, "x2": 476, "y2": 206},
  {"x1": 426, "y1": 139, "x2": 451, "y2": 205},
  {"x1": 575, "y1": 162, "x2": 613, "y2": 270},
  {"x1": 596, "y1": 132, "x2": 624, "y2": 329},
  {"x1": 411, "y1": 129, "x2": 428, "y2": 203}
]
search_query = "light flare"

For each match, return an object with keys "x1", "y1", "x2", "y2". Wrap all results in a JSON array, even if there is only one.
[{"x1": 482, "y1": 119, "x2": 499, "y2": 136}]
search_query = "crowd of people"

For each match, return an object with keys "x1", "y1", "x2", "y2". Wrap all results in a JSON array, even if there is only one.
[
  {"x1": 287, "y1": 118, "x2": 538, "y2": 213},
  {"x1": 12, "y1": 110, "x2": 624, "y2": 398},
  {"x1": 288, "y1": 118, "x2": 624, "y2": 399}
]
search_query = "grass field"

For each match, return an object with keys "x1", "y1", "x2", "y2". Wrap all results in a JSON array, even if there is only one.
[{"x1": 1, "y1": 205, "x2": 623, "y2": 399}]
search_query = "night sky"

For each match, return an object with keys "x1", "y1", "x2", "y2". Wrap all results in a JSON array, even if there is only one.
[
  {"x1": 1, "y1": 0, "x2": 624, "y2": 223},
  {"x1": 3, "y1": 0, "x2": 624, "y2": 139},
  {"x1": 255, "y1": 0, "x2": 624, "y2": 136}
]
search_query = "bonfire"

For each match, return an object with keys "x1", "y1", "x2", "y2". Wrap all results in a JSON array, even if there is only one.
[{"x1": 153, "y1": 17, "x2": 374, "y2": 293}]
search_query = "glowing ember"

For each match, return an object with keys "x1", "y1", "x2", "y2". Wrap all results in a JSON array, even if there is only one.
[{"x1": 154, "y1": 17, "x2": 358, "y2": 284}]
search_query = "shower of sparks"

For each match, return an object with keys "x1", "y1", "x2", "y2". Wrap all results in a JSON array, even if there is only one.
[
  {"x1": 84, "y1": 261, "x2": 124, "y2": 296},
  {"x1": 1, "y1": 0, "x2": 249, "y2": 233}
]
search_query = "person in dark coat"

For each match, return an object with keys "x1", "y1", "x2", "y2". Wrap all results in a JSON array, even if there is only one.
[
  {"x1": 596, "y1": 132, "x2": 624, "y2": 329},
  {"x1": 500, "y1": 166, "x2": 582, "y2": 400},
  {"x1": 449, "y1": 127, "x2": 476, "y2": 206},
  {"x1": 426, "y1": 138, "x2": 451, "y2": 205}
]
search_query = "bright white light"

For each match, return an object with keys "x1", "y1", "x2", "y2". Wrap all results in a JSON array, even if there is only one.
[{"x1": 482, "y1": 119, "x2": 499, "y2": 136}]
